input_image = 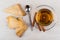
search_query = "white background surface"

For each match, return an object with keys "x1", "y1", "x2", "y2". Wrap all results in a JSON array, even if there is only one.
[{"x1": 0, "y1": 0, "x2": 60, "y2": 40}]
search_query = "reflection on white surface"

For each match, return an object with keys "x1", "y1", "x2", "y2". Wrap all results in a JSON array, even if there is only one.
[{"x1": 0, "y1": 0, "x2": 60, "y2": 40}]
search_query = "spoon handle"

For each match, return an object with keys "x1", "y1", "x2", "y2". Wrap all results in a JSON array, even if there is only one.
[{"x1": 28, "y1": 12, "x2": 33, "y2": 31}]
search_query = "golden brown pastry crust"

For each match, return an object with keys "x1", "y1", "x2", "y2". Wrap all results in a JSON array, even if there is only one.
[
  {"x1": 4, "y1": 4, "x2": 26, "y2": 16},
  {"x1": 7, "y1": 16, "x2": 28, "y2": 37}
]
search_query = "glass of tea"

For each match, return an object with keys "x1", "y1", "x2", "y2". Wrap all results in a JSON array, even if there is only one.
[{"x1": 34, "y1": 5, "x2": 57, "y2": 31}]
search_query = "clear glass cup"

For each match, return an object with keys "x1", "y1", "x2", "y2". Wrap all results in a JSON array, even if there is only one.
[{"x1": 35, "y1": 5, "x2": 57, "y2": 31}]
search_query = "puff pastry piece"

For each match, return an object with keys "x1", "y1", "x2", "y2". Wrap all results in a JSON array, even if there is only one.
[
  {"x1": 15, "y1": 17, "x2": 28, "y2": 37},
  {"x1": 7, "y1": 16, "x2": 20, "y2": 29},
  {"x1": 4, "y1": 4, "x2": 26, "y2": 16},
  {"x1": 7, "y1": 16, "x2": 28, "y2": 37}
]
